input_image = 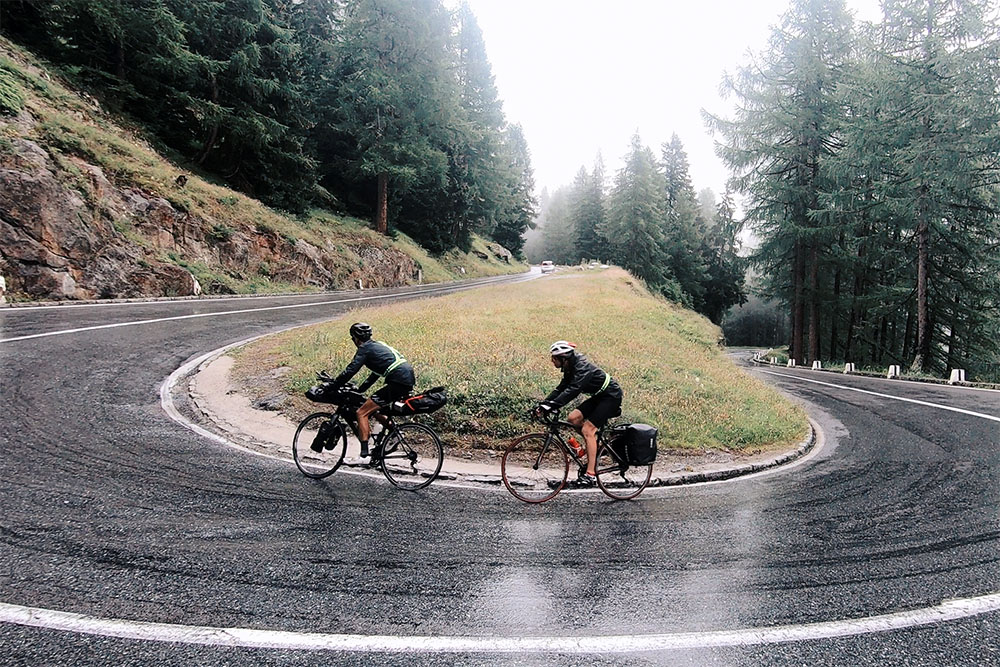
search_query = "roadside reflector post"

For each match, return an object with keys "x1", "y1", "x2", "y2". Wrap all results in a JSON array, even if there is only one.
[
  {"x1": 887, "y1": 365, "x2": 901, "y2": 379},
  {"x1": 812, "y1": 361, "x2": 821, "y2": 370},
  {"x1": 949, "y1": 369, "x2": 967, "y2": 385},
  {"x1": 787, "y1": 359, "x2": 796, "y2": 367},
  {"x1": 844, "y1": 363, "x2": 856, "y2": 374}
]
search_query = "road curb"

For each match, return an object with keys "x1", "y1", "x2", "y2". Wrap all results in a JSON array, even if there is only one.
[{"x1": 168, "y1": 341, "x2": 819, "y2": 491}]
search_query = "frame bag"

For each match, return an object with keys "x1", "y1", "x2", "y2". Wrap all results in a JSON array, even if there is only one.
[{"x1": 391, "y1": 386, "x2": 447, "y2": 415}]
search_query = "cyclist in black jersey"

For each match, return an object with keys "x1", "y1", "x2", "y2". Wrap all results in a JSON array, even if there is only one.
[
  {"x1": 536, "y1": 340, "x2": 623, "y2": 487},
  {"x1": 329, "y1": 322, "x2": 415, "y2": 462}
]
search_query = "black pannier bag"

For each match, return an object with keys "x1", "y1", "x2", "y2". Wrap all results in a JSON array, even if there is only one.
[
  {"x1": 610, "y1": 423, "x2": 657, "y2": 464},
  {"x1": 312, "y1": 419, "x2": 343, "y2": 451},
  {"x1": 391, "y1": 386, "x2": 447, "y2": 415}
]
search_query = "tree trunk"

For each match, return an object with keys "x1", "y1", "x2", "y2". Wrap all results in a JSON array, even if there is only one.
[
  {"x1": 374, "y1": 172, "x2": 389, "y2": 235},
  {"x1": 911, "y1": 213, "x2": 930, "y2": 372},
  {"x1": 196, "y1": 73, "x2": 220, "y2": 166},
  {"x1": 808, "y1": 241, "x2": 820, "y2": 362},
  {"x1": 946, "y1": 295, "x2": 960, "y2": 372},
  {"x1": 911, "y1": 3, "x2": 935, "y2": 374},
  {"x1": 792, "y1": 240, "x2": 805, "y2": 364}
]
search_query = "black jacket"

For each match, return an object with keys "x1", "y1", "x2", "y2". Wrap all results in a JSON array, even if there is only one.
[
  {"x1": 545, "y1": 351, "x2": 621, "y2": 408},
  {"x1": 334, "y1": 340, "x2": 415, "y2": 392}
]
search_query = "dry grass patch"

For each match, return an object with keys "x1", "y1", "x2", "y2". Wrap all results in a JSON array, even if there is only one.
[{"x1": 230, "y1": 269, "x2": 807, "y2": 454}]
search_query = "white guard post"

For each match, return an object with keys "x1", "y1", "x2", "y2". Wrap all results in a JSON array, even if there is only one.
[
  {"x1": 844, "y1": 363, "x2": 856, "y2": 374},
  {"x1": 811, "y1": 361, "x2": 822, "y2": 370},
  {"x1": 949, "y1": 369, "x2": 967, "y2": 385},
  {"x1": 887, "y1": 365, "x2": 902, "y2": 379}
]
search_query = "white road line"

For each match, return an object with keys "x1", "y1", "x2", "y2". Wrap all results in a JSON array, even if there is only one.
[
  {"x1": 3, "y1": 592, "x2": 1000, "y2": 652},
  {"x1": 761, "y1": 371, "x2": 1000, "y2": 423},
  {"x1": 0, "y1": 280, "x2": 513, "y2": 344}
]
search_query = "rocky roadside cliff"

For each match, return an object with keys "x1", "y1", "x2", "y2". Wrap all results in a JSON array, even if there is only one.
[
  {"x1": 0, "y1": 106, "x2": 422, "y2": 302},
  {"x1": 0, "y1": 42, "x2": 524, "y2": 304}
]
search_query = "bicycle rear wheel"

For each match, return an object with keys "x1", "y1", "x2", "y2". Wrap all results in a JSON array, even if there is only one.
[
  {"x1": 595, "y1": 442, "x2": 652, "y2": 500},
  {"x1": 501, "y1": 433, "x2": 569, "y2": 503},
  {"x1": 292, "y1": 412, "x2": 347, "y2": 479},
  {"x1": 379, "y1": 422, "x2": 443, "y2": 491}
]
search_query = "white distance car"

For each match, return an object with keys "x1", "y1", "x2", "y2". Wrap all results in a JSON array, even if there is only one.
[{"x1": 540, "y1": 260, "x2": 555, "y2": 274}]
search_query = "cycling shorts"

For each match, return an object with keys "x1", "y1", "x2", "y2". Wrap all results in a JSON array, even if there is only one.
[
  {"x1": 576, "y1": 390, "x2": 623, "y2": 429},
  {"x1": 370, "y1": 381, "x2": 413, "y2": 409}
]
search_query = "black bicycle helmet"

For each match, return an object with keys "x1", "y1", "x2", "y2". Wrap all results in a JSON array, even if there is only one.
[{"x1": 349, "y1": 322, "x2": 373, "y2": 341}]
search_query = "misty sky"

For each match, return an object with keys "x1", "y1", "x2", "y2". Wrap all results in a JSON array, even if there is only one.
[{"x1": 460, "y1": 0, "x2": 884, "y2": 199}]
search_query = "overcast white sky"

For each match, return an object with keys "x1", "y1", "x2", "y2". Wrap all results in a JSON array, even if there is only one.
[{"x1": 460, "y1": 0, "x2": 884, "y2": 198}]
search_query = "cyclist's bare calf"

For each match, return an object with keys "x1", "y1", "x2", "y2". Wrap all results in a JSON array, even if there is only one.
[
  {"x1": 566, "y1": 409, "x2": 598, "y2": 476},
  {"x1": 356, "y1": 399, "x2": 388, "y2": 456}
]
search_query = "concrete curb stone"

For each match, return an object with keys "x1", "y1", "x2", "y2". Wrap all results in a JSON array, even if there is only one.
[{"x1": 178, "y1": 346, "x2": 818, "y2": 490}]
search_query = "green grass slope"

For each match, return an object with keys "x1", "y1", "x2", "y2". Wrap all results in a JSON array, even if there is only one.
[{"x1": 231, "y1": 268, "x2": 808, "y2": 453}]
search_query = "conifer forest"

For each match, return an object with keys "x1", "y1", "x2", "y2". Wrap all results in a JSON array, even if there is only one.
[{"x1": 1, "y1": 0, "x2": 999, "y2": 380}]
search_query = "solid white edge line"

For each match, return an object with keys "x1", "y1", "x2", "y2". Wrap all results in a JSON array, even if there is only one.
[
  {"x1": 0, "y1": 276, "x2": 527, "y2": 344},
  {"x1": 760, "y1": 370, "x2": 1000, "y2": 423},
  {"x1": 0, "y1": 274, "x2": 528, "y2": 312},
  {"x1": 4, "y1": 592, "x2": 1000, "y2": 652}
]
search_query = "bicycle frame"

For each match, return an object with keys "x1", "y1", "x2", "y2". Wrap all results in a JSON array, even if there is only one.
[{"x1": 534, "y1": 415, "x2": 627, "y2": 476}]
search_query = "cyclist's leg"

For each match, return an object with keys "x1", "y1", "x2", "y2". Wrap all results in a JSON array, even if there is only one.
[
  {"x1": 356, "y1": 399, "x2": 381, "y2": 456},
  {"x1": 364, "y1": 382, "x2": 412, "y2": 456},
  {"x1": 577, "y1": 394, "x2": 622, "y2": 476}
]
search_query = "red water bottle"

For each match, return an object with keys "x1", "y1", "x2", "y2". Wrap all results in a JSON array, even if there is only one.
[{"x1": 567, "y1": 436, "x2": 585, "y2": 457}]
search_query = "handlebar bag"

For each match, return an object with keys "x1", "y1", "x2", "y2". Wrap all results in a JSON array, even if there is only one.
[
  {"x1": 391, "y1": 386, "x2": 447, "y2": 415},
  {"x1": 305, "y1": 381, "x2": 340, "y2": 404}
]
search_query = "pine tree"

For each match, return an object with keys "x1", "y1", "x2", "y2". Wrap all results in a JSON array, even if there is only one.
[
  {"x1": 491, "y1": 123, "x2": 537, "y2": 257},
  {"x1": 706, "y1": 0, "x2": 854, "y2": 363},
  {"x1": 603, "y1": 134, "x2": 678, "y2": 295},
  {"x1": 660, "y1": 134, "x2": 709, "y2": 312},
  {"x1": 317, "y1": 0, "x2": 458, "y2": 235},
  {"x1": 570, "y1": 155, "x2": 606, "y2": 263}
]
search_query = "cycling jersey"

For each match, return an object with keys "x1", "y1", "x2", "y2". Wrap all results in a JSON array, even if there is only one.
[
  {"x1": 545, "y1": 351, "x2": 622, "y2": 409},
  {"x1": 334, "y1": 340, "x2": 415, "y2": 392}
]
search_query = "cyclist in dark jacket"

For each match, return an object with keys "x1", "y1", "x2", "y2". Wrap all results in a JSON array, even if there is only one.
[
  {"x1": 332, "y1": 322, "x2": 415, "y2": 461},
  {"x1": 537, "y1": 340, "x2": 623, "y2": 487}
]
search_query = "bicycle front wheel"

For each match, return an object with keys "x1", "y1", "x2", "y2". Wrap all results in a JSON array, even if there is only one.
[
  {"x1": 292, "y1": 412, "x2": 347, "y2": 479},
  {"x1": 501, "y1": 433, "x2": 569, "y2": 503},
  {"x1": 379, "y1": 423, "x2": 444, "y2": 491},
  {"x1": 595, "y1": 443, "x2": 653, "y2": 500}
]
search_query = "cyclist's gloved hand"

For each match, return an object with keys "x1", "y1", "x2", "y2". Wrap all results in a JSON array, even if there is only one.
[{"x1": 535, "y1": 401, "x2": 555, "y2": 418}]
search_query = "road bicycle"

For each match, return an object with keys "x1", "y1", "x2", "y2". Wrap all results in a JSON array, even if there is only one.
[
  {"x1": 500, "y1": 409, "x2": 654, "y2": 503},
  {"x1": 292, "y1": 375, "x2": 444, "y2": 491}
]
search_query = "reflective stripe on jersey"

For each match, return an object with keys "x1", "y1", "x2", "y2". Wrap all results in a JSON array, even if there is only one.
[
  {"x1": 598, "y1": 372, "x2": 611, "y2": 393},
  {"x1": 377, "y1": 341, "x2": 407, "y2": 376}
]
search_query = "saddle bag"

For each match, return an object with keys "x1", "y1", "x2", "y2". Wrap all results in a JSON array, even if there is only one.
[{"x1": 391, "y1": 386, "x2": 448, "y2": 415}]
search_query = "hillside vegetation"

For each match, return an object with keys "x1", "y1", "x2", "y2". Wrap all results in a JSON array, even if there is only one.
[
  {"x1": 231, "y1": 269, "x2": 808, "y2": 452},
  {"x1": 0, "y1": 39, "x2": 524, "y2": 301}
]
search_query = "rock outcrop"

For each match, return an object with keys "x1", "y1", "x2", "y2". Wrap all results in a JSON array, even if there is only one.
[{"x1": 0, "y1": 110, "x2": 419, "y2": 301}]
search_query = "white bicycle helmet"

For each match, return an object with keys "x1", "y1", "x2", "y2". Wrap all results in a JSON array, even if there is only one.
[{"x1": 549, "y1": 340, "x2": 575, "y2": 356}]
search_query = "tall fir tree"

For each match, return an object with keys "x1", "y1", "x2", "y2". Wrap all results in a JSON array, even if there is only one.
[
  {"x1": 603, "y1": 134, "x2": 678, "y2": 295},
  {"x1": 706, "y1": 0, "x2": 854, "y2": 363}
]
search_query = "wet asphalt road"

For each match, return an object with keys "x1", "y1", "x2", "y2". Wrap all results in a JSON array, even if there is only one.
[{"x1": 2, "y1": 278, "x2": 1000, "y2": 665}]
